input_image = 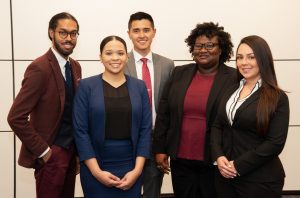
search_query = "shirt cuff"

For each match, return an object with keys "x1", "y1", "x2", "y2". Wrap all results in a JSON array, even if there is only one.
[{"x1": 38, "y1": 147, "x2": 50, "y2": 158}]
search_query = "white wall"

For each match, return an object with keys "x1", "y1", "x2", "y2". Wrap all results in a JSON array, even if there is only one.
[{"x1": 1, "y1": 0, "x2": 299, "y2": 197}]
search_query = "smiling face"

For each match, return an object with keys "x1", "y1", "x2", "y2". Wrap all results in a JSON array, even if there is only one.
[
  {"x1": 49, "y1": 19, "x2": 78, "y2": 59},
  {"x1": 192, "y1": 35, "x2": 221, "y2": 70},
  {"x1": 100, "y1": 39, "x2": 128, "y2": 75},
  {"x1": 236, "y1": 43, "x2": 261, "y2": 82},
  {"x1": 128, "y1": 19, "x2": 156, "y2": 56}
]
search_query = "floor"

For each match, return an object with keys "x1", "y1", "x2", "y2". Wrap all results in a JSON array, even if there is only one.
[{"x1": 158, "y1": 195, "x2": 300, "y2": 198}]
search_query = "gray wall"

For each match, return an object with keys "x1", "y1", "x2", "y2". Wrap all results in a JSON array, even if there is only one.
[{"x1": 1, "y1": 0, "x2": 299, "y2": 197}]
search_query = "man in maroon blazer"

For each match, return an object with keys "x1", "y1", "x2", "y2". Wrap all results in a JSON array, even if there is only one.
[{"x1": 7, "y1": 12, "x2": 82, "y2": 198}]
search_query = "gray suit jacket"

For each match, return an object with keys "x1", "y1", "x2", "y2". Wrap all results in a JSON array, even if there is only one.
[{"x1": 125, "y1": 51, "x2": 174, "y2": 112}]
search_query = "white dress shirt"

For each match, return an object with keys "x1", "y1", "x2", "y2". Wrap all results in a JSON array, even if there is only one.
[{"x1": 132, "y1": 50, "x2": 156, "y2": 128}]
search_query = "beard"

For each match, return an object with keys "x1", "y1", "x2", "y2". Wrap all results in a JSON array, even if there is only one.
[{"x1": 53, "y1": 35, "x2": 76, "y2": 57}]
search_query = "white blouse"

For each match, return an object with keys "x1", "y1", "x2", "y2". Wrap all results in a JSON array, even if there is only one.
[{"x1": 226, "y1": 78, "x2": 262, "y2": 125}]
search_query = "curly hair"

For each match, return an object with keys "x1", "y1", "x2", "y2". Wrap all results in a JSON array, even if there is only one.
[{"x1": 185, "y1": 22, "x2": 233, "y2": 63}]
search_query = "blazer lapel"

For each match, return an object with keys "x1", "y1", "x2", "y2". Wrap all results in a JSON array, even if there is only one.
[
  {"x1": 206, "y1": 64, "x2": 232, "y2": 121},
  {"x1": 125, "y1": 76, "x2": 139, "y2": 149},
  {"x1": 176, "y1": 64, "x2": 198, "y2": 121},
  {"x1": 47, "y1": 49, "x2": 65, "y2": 112},
  {"x1": 234, "y1": 89, "x2": 260, "y2": 120},
  {"x1": 222, "y1": 84, "x2": 240, "y2": 124},
  {"x1": 69, "y1": 58, "x2": 81, "y2": 89},
  {"x1": 126, "y1": 51, "x2": 138, "y2": 77},
  {"x1": 152, "y1": 53, "x2": 162, "y2": 110}
]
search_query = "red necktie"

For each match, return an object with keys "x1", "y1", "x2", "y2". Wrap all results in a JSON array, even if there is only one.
[{"x1": 141, "y1": 58, "x2": 152, "y2": 107}]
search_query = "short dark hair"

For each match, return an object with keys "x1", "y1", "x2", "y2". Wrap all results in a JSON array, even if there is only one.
[
  {"x1": 185, "y1": 22, "x2": 233, "y2": 63},
  {"x1": 100, "y1": 35, "x2": 127, "y2": 54},
  {"x1": 48, "y1": 12, "x2": 79, "y2": 41},
  {"x1": 128, "y1": 12, "x2": 154, "y2": 29}
]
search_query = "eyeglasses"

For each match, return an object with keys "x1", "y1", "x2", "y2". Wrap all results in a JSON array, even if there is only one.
[
  {"x1": 194, "y1": 42, "x2": 218, "y2": 50},
  {"x1": 56, "y1": 31, "x2": 79, "y2": 40}
]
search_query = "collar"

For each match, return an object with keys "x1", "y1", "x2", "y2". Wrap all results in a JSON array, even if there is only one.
[
  {"x1": 51, "y1": 47, "x2": 70, "y2": 66},
  {"x1": 132, "y1": 49, "x2": 153, "y2": 64},
  {"x1": 240, "y1": 78, "x2": 262, "y2": 87}
]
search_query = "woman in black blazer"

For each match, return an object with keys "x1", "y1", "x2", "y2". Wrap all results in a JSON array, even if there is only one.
[
  {"x1": 211, "y1": 35, "x2": 289, "y2": 198},
  {"x1": 153, "y1": 22, "x2": 236, "y2": 198}
]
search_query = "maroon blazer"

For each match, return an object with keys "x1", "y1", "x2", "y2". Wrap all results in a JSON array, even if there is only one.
[{"x1": 7, "y1": 49, "x2": 81, "y2": 168}]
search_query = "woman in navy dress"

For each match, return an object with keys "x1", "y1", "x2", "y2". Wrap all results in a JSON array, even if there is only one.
[{"x1": 73, "y1": 35, "x2": 151, "y2": 198}]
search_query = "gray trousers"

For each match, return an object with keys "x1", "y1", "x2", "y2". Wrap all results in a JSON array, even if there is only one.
[{"x1": 142, "y1": 158, "x2": 164, "y2": 198}]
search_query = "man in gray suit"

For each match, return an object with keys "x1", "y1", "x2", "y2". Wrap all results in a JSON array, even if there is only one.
[{"x1": 125, "y1": 12, "x2": 174, "y2": 198}]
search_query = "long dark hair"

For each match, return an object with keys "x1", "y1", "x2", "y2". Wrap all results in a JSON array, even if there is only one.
[{"x1": 236, "y1": 35, "x2": 281, "y2": 135}]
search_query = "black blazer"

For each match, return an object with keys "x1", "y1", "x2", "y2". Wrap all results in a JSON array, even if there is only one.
[
  {"x1": 153, "y1": 63, "x2": 236, "y2": 164},
  {"x1": 211, "y1": 84, "x2": 289, "y2": 182}
]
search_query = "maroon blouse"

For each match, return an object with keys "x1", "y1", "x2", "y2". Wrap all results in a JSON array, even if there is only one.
[{"x1": 177, "y1": 72, "x2": 215, "y2": 160}]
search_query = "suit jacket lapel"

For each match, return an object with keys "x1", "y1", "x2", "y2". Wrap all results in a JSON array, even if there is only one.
[
  {"x1": 222, "y1": 84, "x2": 240, "y2": 124},
  {"x1": 206, "y1": 64, "x2": 232, "y2": 122},
  {"x1": 234, "y1": 89, "x2": 260, "y2": 120},
  {"x1": 126, "y1": 51, "x2": 162, "y2": 110},
  {"x1": 126, "y1": 51, "x2": 138, "y2": 77},
  {"x1": 125, "y1": 75, "x2": 139, "y2": 147},
  {"x1": 69, "y1": 58, "x2": 81, "y2": 89},
  {"x1": 152, "y1": 53, "x2": 162, "y2": 109},
  {"x1": 99, "y1": 75, "x2": 106, "y2": 146},
  {"x1": 47, "y1": 49, "x2": 65, "y2": 112},
  {"x1": 177, "y1": 64, "x2": 198, "y2": 121}
]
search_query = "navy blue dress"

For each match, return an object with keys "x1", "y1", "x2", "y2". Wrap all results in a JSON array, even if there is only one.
[{"x1": 80, "y1": 140, "x2": 143, "y2": 198}]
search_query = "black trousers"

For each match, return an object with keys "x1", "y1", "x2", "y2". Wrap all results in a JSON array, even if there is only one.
[
  {"x1": 215, "y1": 171, "x2": 284, "y2": 198},
  {"x1": 170, "y1": 158, "x2": 216, "y2": 198}
]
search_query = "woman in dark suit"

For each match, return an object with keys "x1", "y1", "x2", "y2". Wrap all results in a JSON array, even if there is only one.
[
  {"x1": 153, "y1": 22, "x2": 236, "y2": 198},
  {"x1": 211, "y1": 35, "x2": 289, "y2": 198},
  {"x1": 73, "y1": 36, "x2": 151, "y2": 198}
]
